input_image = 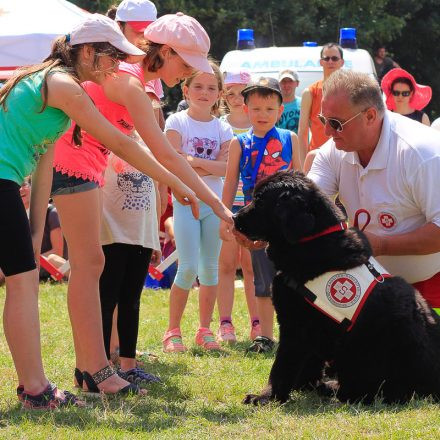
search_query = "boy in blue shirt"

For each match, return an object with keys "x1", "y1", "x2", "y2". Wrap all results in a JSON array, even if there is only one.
[{"x1": 220, "y1": 77, "x2": 301, "y2": 352}]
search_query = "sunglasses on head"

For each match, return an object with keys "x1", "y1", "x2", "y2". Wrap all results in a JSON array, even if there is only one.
[
  {"x1": 321, "y1": 56, "x2": 341, "y2": 62},
  {"x1": 317, "y1": 109, "x2": 367, "y2": 132},
  {"x1": 391, "y1": 90, "x2": 411, "y2": 97}
]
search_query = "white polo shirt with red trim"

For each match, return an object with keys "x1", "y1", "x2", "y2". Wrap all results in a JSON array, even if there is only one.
[{"x1": 308, "y1": 111, "x2": 440, "y2": 284}]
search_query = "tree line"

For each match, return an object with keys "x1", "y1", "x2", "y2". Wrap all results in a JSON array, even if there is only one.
[{"x1": 72, "y1": 0, "x2": 440, "y2": 118}]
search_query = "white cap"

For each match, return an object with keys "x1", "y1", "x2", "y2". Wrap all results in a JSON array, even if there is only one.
[
  {"x1": 70, "y1": 13, "x2": 145, "y2": 57},
  {"x1": 116, "y1": 0, "x2": 157, "y2": 22},
  {"x1": 278, "y1": 69, "x2": 299, "y2": 82}
]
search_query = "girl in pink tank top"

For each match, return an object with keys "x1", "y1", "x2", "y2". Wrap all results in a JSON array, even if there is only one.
[{"x1": 51, "y1": 13, "x2": 233, "y2": 396}]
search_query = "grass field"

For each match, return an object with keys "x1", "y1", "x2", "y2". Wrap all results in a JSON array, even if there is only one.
[{"x1": 0, "y1": 282, "x2": 440, "y2": 439}]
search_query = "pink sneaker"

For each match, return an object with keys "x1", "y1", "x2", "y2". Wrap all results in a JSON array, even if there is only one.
[
  {"x1": 217, "y1": 322, "x2": 237, "y2": 344},
  {"x1": 195, "y1": 327, "x2": 221, "y2": 351},
  {"x1": 163, "y1": 328, "x2": 188, "y2": 353},
  {"x1": 250, "y1": 322, "x2": 262, "y2": 341}
]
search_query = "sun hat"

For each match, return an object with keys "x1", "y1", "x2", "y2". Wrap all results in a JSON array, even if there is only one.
[
  {"x1": 278, "y1": 69, "x2": 299, "y2": 82},
  {"x1": 144, "y1": 12, "x2": 212, "y2": 74},
  {"x1": 70, "y1": 13, "x2": 145, "y2": 57},
  {"x1": 224, "y1": 71, "x2": 251, "y2": 86},
  {"x1": 241, "y1": 76, "x2": 283, "y2": 101},
  {"x1": 116, "y1": 0, "x2": 157, "y2": 32},
  {"x1": 381, "y1": 68, "x2": 432, "y2": 111}
]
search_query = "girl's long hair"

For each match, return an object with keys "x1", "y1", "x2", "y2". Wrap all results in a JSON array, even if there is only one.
[{"x1": 0, "y1": 36, "x2": 127, "y2": 145}]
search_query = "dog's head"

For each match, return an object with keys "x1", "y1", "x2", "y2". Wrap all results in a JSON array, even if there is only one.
[{"x1": 234, "y1": 171, "x2": 345, "y2": 245}]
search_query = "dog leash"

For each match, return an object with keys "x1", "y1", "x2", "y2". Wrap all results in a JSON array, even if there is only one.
[{"x1": 354, "y1": 209, "x2": 371, "y2": 231}]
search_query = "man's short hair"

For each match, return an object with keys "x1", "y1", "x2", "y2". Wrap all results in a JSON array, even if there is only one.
[
  {"x1": 322, "y1": 70, "x2": 385, "y2": 116},
  {"x1": 320, "y1": 42, "x2": 343, "y2": 59}
]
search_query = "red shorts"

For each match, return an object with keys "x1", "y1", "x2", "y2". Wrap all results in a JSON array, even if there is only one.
[{"x1": 413, "y1": 272, "x2": 440, "y2": 309}]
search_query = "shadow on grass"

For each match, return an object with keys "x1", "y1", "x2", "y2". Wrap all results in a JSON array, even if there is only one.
[
  {"x1": 276, "y1": 389, "x2": 438, "y2": 416},
  {"x1": 0, "y1": 387, "x2": 435, "y2": 433}
]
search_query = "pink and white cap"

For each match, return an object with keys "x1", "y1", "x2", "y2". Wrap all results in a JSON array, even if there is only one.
[
  {"x1": 70, "y1": 13, "x2": 145, "y2": 57},
  {"x1": 116, "y1": 0, "x2": 157, "y2": 32},
  {"x1": 144, "y1": 12, "x2": 213, "y2": 74},
  {"x1": 224, "y1": 71, "x2": 251, "y2": 86}
]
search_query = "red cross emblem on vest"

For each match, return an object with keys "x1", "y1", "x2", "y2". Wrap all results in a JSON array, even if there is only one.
[
  {"x1": 378, "y1": 212, "x2": 396, "y2": 229},
  {"x1": 326, "y1": 274, "x2": 361, "y2": 308}
]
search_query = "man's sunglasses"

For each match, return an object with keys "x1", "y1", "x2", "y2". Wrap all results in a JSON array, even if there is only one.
[
  {"x1": 321, "y1": 56, "x2": 341, "y2": 62},
  {"x1": 391, "y1": 90, "x2": 411, "y2": 97},
  {"x1": 317, "y1": 110, "x2": 366, "y2": 132}
]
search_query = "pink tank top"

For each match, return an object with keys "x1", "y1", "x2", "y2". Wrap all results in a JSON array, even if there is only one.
[{"x1": 53, "y1": 63, "x2": 147, "y2": 186}]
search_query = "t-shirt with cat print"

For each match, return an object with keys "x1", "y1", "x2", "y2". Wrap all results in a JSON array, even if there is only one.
[{"x1": 100, "y1": 139, "x2": 160, "y2": 251}]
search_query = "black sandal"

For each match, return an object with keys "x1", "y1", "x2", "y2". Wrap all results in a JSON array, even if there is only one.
[
  {"x1": 82, "y1": 365, "x2": 142, "y2": 396},
  {"x1": 21, "y1": 382, "x2": 84, "y2": 410},
  {"x1": 74, "y1": 368, "x2": 83, "y2": 388}
]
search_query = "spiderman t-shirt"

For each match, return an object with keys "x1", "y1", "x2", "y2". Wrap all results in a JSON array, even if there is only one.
[{"x1": 238, "y1": 127, "x2": 292, "y2": 204}]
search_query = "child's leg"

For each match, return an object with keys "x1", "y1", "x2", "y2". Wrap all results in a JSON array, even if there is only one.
[
  {"x1": 256, "y1": 297, "x2": 274, "y2": 340},
  {"x1": 110, "y1": 308, "x2": 119, "y2": 356},
  {"x1": 1, "y1": 182, "x2": 47, "y2": 394},
  {"x1": 198, "y1": 203, "x2": 222, "y2": 328},
  {"x1": 54, "y1": 189, "x2": 130, "y2": 393},
  {"x1": 117, "y1": 245, "x2": 152, "y2": 371},
  {"x1": 250, "y1": 249, "x2": 276, "y2": 342},
  {"x1": 99, "y1": 244, "x2": 128, "y2": 360},
  {"x1": 4, "y1": 270, "x2": 47, "y2": 393},
  {"x1": 217, "y1": 238, "x2": 240, "y2": 321},
  {"x1": 167, "y1": 201, "x2": 200, "y2": 331},
  {"x1": 239, "y1": 246, "x2": 258, "y2": 321}
]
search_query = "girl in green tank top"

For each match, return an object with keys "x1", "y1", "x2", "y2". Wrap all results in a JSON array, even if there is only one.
[{"x1": 0, "y1": 13, "x2": 155, "y2": 409}]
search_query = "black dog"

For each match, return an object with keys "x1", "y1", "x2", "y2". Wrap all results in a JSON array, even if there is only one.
[{"x1": 234, "y1": 170, "x2": 440, "y2": 404}]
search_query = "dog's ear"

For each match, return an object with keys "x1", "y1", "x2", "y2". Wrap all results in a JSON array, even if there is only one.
[{"x1": 275, "y1": 190, "x2": 316, "y2": 244}]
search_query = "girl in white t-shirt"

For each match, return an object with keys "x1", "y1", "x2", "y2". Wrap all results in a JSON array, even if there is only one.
[
  {"x1": 99, "y1": 141, "x2": 162, "y2": 386},
  {"x1": 163, "y1": 61, "x2": 233, "y2": 352}
]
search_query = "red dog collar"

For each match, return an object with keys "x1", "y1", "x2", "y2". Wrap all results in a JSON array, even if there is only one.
[{"x1": 299, "y1": 222, "x2": 348, "y2": 244}]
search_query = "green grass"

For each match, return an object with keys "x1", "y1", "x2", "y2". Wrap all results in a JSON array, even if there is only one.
[{"x1": 0, "y1": 283, "x2": 440, "y2": 439}]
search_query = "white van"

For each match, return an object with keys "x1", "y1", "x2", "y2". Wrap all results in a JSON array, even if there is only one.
[{"x1": 220, "y1": 45, "x2": 376, "y2": 95}]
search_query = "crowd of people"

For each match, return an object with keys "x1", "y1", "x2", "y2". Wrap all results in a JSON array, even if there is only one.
[{"x1": 1, "y1": 0, "x2": 440, "y2": 411}]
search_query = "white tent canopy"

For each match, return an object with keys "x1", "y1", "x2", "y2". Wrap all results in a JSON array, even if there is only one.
[{"x1": 0, "y1": 0, "x2": 89, "y2": 78}]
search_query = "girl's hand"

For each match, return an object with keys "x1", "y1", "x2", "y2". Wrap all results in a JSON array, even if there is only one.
[
  {"x1": 212, "y1": 200, "x2": 234, "y2": 224},
  {"x1": 172, "y1": 182, "x2": 200, "y2": 219},
  {"x1": 150, "y1": 249, "x2": 162, "y2": 266},
  {"x1": 232, "y1": 228, "x2": 267, "y2": 250},
  {"x1": 220, "y1": 220, "x2": 234, "y2": 241}
]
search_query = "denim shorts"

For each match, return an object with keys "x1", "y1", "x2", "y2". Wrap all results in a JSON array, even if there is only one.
[
  {"x1": 51, "y1": 170, "x2": 99, "y2": 196},
  {"x1": 250, "y1": 248, "x2": 276, "y2": 297}
]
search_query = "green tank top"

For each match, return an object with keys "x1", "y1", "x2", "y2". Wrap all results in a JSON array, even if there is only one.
[{"x1": 0, "y1": 69, "x2": 71, "y2": 184}]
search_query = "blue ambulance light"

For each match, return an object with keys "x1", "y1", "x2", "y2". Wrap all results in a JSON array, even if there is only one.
[
  {"x1": 339, "y1": 28, "x2": 357, "y2": 49},
  {"x1": 237, "y1": 29, "x2": 255, "y2": 50},
  {"x1": 303, "y1": 42, "x2": 318, "y2": 47}
]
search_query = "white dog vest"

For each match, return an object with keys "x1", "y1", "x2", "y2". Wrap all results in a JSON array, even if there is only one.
[{"x1": 303, "y1": 257, "x2": 391, "y2": 330}]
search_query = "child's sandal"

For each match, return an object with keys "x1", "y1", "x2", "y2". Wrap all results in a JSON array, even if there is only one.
[
  {"x1": 82, "y1": 365, "x2": 145, "y2": 397},
  {"x1": 162, "y1": 328, "x2": 188, "y2": 353},
  {"x1": 21, "y1": 382, "x2": 84, "y2": 410},
  {"x1": 74, "y1": 368, "x2": 83, "y2": 388}
]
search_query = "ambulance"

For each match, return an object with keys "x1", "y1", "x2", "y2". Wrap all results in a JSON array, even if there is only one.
[{"x1": 219, "y1": 28, "x2": 376, "y2": 95}]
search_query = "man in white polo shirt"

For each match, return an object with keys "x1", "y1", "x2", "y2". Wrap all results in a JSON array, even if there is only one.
[{"x1": 308, "y1": 69, "x2": 440, "y2": 312}]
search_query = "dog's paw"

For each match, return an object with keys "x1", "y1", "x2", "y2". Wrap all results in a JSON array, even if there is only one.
[
  {"x1": 316, "y1": 380, "x2": 340, "y2": 398},
  {"x1": 243, "y1": 393, "x2": 272, "y2": 406}
]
